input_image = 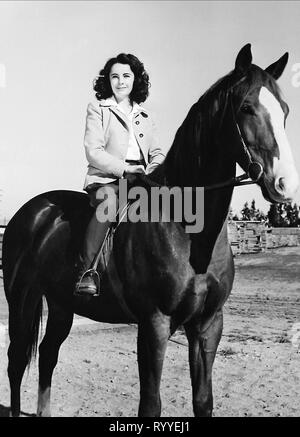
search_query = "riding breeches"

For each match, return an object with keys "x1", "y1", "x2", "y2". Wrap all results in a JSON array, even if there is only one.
[{"x1": 83, "y1": 181, "x2": 119, "y2": 267}]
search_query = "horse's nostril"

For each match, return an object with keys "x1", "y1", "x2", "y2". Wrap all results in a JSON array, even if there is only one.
[{"x1": 276, "y1": 177, "x2": 286, "y2": 193}]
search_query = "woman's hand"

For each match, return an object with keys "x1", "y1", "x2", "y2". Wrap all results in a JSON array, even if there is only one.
[
  {"x1": 123, "y1": 165, "x2": 146, "y2": 184},
  {"x1": 124, "y1": 165, "x2": 146, "y2": 175}
]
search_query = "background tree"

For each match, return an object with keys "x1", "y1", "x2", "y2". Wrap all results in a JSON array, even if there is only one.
[
  {"x1": 278, "y1": 203, "x2": 286, "y2": 227},
  {"x1": 285, "y1": 202, "x2": 300, "y2": 227},
  {"x1": 228, "y1": 206, "x2": 240, "y2": 221},
  {"x1": 240, "y1": 202, "x2": 251, "y2": 221},
  {"x1": 255, "y1": 209, "x2": 267, "y2": 221},
  {"x1": 250, "y1": 199, "x2": 257, "y2": 219},
  {"x1": 240, "y1": 199, "x2": 266, "y2": 221},
  {"x1": 249, "y1": 199, "x2": 266, "y2": 221},
  {"x1": 291, "y1": 203, "x2": 300, "y2": 227},
  {"x1": 267, "y1": 203, "x2": 287, "y2": 227},
  {"x1": 284, "y1": 202, "x2": 293, "y2": 227},
  {"x1": 267, "y1": 203, "x2": 280, "y2": 227}
]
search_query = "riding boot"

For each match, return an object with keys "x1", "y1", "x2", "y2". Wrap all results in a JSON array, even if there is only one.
[
  {"x1": 75, "y1": 258, "x2": 99, "y2": 296},
  {"x1": 75, "y1": 214, "x2": 111, "y2": 296}
]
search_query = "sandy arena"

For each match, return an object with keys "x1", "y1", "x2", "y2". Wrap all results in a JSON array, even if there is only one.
[{"x1": 0, "y1": 246, "x2": 300, "y2": 417}]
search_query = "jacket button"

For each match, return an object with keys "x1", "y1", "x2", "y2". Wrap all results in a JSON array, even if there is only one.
[
  {"x1": 135, "y1": 120, "x2": 140, "y2": 125},
  {"x1": 139, "y1": 133, "x2": 144, "y2": 138}
]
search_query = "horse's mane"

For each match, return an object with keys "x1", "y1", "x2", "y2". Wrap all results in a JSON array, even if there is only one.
[{"x1": 163, "y1": 64, "x2": 284, "y2": 187}]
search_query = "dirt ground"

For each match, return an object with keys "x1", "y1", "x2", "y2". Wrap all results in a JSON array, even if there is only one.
[{"x1": 1, "y1": 246, "x2": 300, "y2": 417}]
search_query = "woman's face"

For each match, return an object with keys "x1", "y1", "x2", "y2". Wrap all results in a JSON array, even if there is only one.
[{"x1": 109, "y1": 63, "x2": 135, "y2": 103}]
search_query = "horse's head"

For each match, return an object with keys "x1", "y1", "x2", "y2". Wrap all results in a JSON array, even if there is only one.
[{"x1": 231, "y1": 43, "x2": 299, "y2": 203}]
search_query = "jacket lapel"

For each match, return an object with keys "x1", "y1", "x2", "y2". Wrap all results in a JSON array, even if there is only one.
[
  {"x1": 109, "y1": 106, "x2": 130, "y2": 131},
  {"x1": 99, "y1": 99, "x2": 150, "y2": 160}
]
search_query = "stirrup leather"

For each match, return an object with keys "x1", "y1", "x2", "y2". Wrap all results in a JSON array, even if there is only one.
[{"x1": 76, "y1": 204, "x2": 128, "y2": 296}]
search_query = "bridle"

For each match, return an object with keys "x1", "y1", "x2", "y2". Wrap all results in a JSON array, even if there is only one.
[
  {"x1": 234, "y1": 122, "x2": 264, "y2": 184},
  {"x1": 138, "y1": 77, "x2": 265, "y2": 192},
  {"x1": 228, "y1": 83, "x2": 264, "y2": 189},
  {"x1": 207, "y1": 126, "x2": 264, "y2": 192},
  {"x1": 201, "y1": 80, "x2": 264, "y2": 192}
]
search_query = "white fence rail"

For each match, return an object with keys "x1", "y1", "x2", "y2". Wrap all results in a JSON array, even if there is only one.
[{"x1": 228, "y1": 221, "x2": 300, "y2": 255}]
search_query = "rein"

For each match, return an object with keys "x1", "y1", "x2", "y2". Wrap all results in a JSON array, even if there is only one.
[
  {"x1": 137, "y1": 169, "x2": 256, "y2": 192},
  {"x1": 204, "y1": 172, "x2": 256, "y2": 191}
]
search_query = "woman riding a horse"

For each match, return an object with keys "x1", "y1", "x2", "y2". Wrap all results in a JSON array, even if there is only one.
[{"x1": 77, "y1": 53, "x2": 165, "y2": 295}]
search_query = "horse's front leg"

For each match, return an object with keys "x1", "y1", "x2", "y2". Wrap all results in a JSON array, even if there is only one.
[
  {"x1": 185, "y1": 309, "x2": 223, "y2": 417},
  {"x1": 137, "y1": 312, "x2": 170, "y2": 417}
]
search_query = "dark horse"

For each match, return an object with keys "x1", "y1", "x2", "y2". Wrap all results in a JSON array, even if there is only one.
[{"x1": 2, "y1": 44, "x2": 299, "y2": 417}]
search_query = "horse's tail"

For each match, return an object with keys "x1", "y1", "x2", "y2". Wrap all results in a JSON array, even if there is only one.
[
  {"x1": 4, "y1": 271, "x2": 44, "y2": 367},
  {"x1": 22, "y1": 295, "x2": 44, "y2": 365},
  {"x1": 3, "y1": 218, "x2": 45, "y2": 366}
]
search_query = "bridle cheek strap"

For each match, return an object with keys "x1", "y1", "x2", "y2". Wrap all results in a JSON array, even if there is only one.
[
  {"x1": 235, "y1": 122, "x2": 264, "y2": 183},
  {"x1": 230, "y1": 90, "x2": 264, "y2": 184}
]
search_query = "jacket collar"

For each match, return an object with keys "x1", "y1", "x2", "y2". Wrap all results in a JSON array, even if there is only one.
[{"x1": 99, "y1": 97, "x2": 149, "y2": 118}]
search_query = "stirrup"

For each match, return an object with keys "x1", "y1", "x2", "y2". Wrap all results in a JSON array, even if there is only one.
[{"x1": 75, "y1": 268, "x2": 101, "y2": 296}]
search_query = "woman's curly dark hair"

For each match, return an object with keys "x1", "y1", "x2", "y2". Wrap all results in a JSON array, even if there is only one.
[{"x1": 93, "y1": 53, "x2": 150, "y2": 104}]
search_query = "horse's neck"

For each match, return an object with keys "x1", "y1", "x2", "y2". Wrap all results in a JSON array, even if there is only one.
[
  {"x1": 163, "y1": 131, "x2": 235, "y2": 273},
  {"x1": 189, "y1": 187, "x2": 233, "y2": 273},
  {"x1": 156, "y1": 93, "x2": 236, "y2": 273},
  {"x1": 197, "y1": 135, "x2": 235, "y2": 270}
]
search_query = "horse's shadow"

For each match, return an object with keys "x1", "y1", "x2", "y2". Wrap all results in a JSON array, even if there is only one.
[{"x1": 0, "y1": 404, "x2": 35, "y2": 417}]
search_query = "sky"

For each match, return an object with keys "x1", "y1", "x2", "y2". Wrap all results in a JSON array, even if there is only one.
[{"x1": 1, "y1": 0, "x2": 300, "y2": 222}]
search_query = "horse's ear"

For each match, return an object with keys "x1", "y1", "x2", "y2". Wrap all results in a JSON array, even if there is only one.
[
  {"x1": 235, "y1": 43, "x2": 252, "y2": 73},
  {"x1": 265, "y1": 52, "x2": 289, "y2": 80}
]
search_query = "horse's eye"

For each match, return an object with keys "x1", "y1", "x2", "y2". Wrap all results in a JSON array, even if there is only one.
[{"x1": 241, "y1": 104, "x2": 255, "y2": 115}]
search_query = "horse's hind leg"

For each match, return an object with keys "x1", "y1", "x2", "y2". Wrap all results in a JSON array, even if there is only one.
[
  {"x1": 7, "y1": 290, "x2": 43, "y2": 417},
  {"x1": 137, "y1": 313, "x2": 170, "y2": 417},
  {"x1": 37, "y1": 295, "x2": 73, "y2": 417},
  {"x1": 7, "y1": 342, "x2": 29, "y2": 417},
  {"x1": 184, "y1": 309, "x2": 223, "y2": 417},
  {"x1": 7, "y1": 324, "x2": 36, "y2": 417}
]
